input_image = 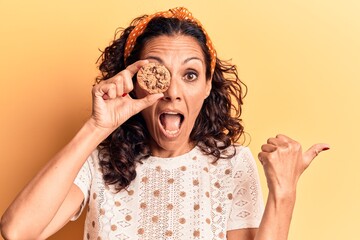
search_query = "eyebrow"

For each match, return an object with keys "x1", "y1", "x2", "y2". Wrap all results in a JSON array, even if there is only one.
[
  {"x1": 184, "y1": 57, "x2": 203, "y2": 65},
  {"x1": 145, "y1": 56, "x2": 163, "y2": 63},
  {"x1": 144, "y1": 56, "x2": 204, "y2": 65}
]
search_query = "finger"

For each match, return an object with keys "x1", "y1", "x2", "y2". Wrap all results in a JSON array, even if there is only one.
[
  {"x1": 267, "y1": 134, "x2": 293, "y2": 147},
  {"x1": 119, "y1": 60, "x2": 149, "y2": 94},
  {"x1": 93, "y1": 82, "x2": 117, "y2": 100},
  {"x1": 258, "y1": 152, "x2": 269, "y2": 165},
  {"x1": 132, "y1": 93, "x2": 164, "y2": 114},
  {"x1": 261, "y1": 144, "x2": 277, "y2": 153},
  {"x1": 267, "y1": 137, "x2": 282, "y2": 146},
  {"x1": 303, "y1": 143, "x2": 330, "y2": 165},
  {"x1": 105, "y1": 79, "x2": 124, "y2": 98},
  {"x1": 105, "y1": 84, "x2": 117, "y2": 100},
  {"x1": 275, "y1": 134, "x2": 291, "y2": 141},
  {"x1": 258, "y1": 152, "x2": 264, "y2": 165},
  {"x1": 111, "y1": 76, "x2": 131, "y2": 97},
  {"x1": 102, "y1": 78, "x2": 132, "y2": 98},
  {"x1": 105, "y1": 60, "x2": 149, "y2": 97},
  {"x1": 123, "y1": 60, "x2": 149, "y2": 79},
  {"x1": 122, "y1": 77, "x2": 134, "y2": 94}
]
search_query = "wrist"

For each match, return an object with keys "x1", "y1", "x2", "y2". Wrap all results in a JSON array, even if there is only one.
[
  {"x1": 268, "y1": 189, "x2": 296, "y2": 207},
  {"x1": 258, "y1": 189, "x2": 296, "y2": 240},
  {"x1": 84, "y1": 118, "x2": 115, "y2": 141},
  {"x1": 268, "y1": 180, "x2": 298, "y2": 200}
]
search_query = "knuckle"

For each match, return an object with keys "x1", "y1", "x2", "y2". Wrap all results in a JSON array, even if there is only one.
[
  {"x1": 111, "y1": 72, "x2": 124, "y2": 82},
  {"x1": 112, "y1": 76, "x2": 122, "y2": 84},
  {"x1": 257, "y1": 153, "x2": 265, "y2": 161},
  {"x1": 291, "y1": 141, "x2": 302, "y2": 151},
  {"x1": 282, "y1": 141, "x2": 290, "y2": 148},
  {"x1": 92, "y1": 83, "x2": 103, "y2": 95},
  {"x1": 267, "y1": 154, "x2": 275, "y2": 162},
  {"x1": 122, "y1": 69, "x2": 133, "y2": 79},
  {"x1": 272, "y1": 145, "x2": 278, "y2": 151},
  {"x1": 108, "y1": 82, "x2": 116, "y2": 90}
]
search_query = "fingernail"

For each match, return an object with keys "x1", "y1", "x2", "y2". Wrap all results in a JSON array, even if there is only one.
[
  {"x1": 122, "y1": 93, "x2": 128, "y2": 97},
  {"x1": 322, "y1": 147, "x2": 330, "y2": 151}
]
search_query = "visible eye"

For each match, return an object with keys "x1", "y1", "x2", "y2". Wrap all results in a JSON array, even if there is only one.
[{"x1": 183, "y1": 71, "x2": 198, "y2": 82}]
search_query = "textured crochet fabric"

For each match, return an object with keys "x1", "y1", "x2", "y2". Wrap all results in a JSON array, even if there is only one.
[{"x1": 72, "y1": 145, "x2": 264, "y2": 240}]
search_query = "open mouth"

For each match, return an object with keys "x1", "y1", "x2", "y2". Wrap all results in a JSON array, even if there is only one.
[{"x1": 159, "y1": 112, "x2": 184, "y2": 136}]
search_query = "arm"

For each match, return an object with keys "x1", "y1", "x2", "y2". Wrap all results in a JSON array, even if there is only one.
[
  {"x1": 227, "y1": 194, "x2": 295, "y2": 240},
  {"x1": 227, "y1": 135, "x2": 329, "y2": 240},
  {"x1": 227, "y1": 228, "x2": 257, "y2": 240},
  {"x1": 0, "y1": 60, "x2": 163, "y2": 239},
  {"x1": 0, "y1": 116, "x2": 107, "y2": 240}
]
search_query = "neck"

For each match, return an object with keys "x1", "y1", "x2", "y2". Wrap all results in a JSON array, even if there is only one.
[{"x1": 149, "y1": 141, "x2": 196, "y2": 158}]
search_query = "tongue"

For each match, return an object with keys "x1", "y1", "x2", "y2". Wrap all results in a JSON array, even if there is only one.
[{"x1": 161, "y1": 114, "x2": 181, "y2": 131}]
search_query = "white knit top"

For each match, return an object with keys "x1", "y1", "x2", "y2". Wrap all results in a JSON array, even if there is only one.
[{"x1": 72, "y1": 145, "x2": 264, "y2": 240}]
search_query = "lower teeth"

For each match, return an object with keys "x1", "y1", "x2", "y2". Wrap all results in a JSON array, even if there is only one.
[{"x1": 166, "y1": 129, "x2": 179, "y2": 135}]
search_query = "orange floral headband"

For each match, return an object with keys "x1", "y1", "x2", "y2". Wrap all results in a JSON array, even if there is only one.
[{"x1": 124, "y1": 7, "x2": 217, "y2": 76}]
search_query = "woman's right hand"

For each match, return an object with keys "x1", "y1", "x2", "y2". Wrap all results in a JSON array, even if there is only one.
[
  {"x1": 90, "y1": 60, "x2": 163, "y2": 132},
  {"x1": 0, "y1": 62, "x2": 163, "y2": 239}
]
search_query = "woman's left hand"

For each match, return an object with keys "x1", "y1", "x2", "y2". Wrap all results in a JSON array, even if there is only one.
[{"x1": 258, "y1": 134, "x2": 330, "y2": 198}]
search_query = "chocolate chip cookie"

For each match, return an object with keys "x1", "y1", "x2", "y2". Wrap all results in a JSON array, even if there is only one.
[{"x1": 137, "y1": 63, "x2": 171, "y2": 94}]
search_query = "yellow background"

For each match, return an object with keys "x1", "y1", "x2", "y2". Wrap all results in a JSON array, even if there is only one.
[{"x1": 1, "y1": 0, "x2": 359, "y2": 239}]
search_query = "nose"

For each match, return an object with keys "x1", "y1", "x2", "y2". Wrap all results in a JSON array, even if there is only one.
[{"x1": 162, "y1": 77, "x2": 181, "y2": 101}]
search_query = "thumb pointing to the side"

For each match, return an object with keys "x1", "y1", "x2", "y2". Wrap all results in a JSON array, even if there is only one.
[{"x1": 303, "y1": 143, "x2": 330, "y2": 166}]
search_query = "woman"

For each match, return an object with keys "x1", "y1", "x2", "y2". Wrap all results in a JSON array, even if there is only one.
[{"x1": 0, "y1": 7, "x2": 329, "y2": 240}]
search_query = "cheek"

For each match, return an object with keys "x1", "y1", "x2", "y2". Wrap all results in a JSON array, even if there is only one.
[
  {"x1": 188, "y1": 91, "x2": 207, "y2": 110},
  {"x1": 186, "y1": 98, "x2": 205, "y2": 123}
]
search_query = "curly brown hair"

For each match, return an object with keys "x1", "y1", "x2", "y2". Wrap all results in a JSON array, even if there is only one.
[{"x1": 96, "y1": 15, "x2": 247, "y2": 192}]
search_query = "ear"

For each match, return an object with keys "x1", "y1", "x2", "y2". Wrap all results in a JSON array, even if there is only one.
[{"x1": 205, "y1": 79, "x2": 212, "y2": 99}]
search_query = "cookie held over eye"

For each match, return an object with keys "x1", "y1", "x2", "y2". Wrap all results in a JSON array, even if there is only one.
[{"x1": 137, "y1": 63, "x2": 171, "y2": 94}]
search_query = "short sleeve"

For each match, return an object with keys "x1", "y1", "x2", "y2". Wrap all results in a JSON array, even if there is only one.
[
  {"x1": 227, "y1": 147, "x2": 264, "y2": 230},
  {"x1": 70, "y1": 154, "x2": 94, "y2": 221}
]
